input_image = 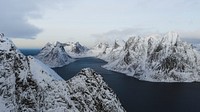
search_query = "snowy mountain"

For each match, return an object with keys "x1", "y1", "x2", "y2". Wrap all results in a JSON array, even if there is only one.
[
  {"x1": 98, "y1": 40, "x2": 125, "y2": 62},
  {"x1": 103, "y1": 32, "x2": 200, "y2": 82},
  {"x1": 64, "y1": 42, "x2": 89, "y2": 57},
  {"x1": 35, "y1": 42, "x2": 75, "y2": 68},
  {"x1": 86, "y1": 40, "x2": 125, "y2": 61},
  {"x1": 87, "y1": 42, "x2": 111, "y2": 57},
  {"x1": 0, "y1": 36, "x2": 125, "y2": 111}
]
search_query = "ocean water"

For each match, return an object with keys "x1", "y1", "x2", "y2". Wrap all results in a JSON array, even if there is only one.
[
  {"x1": 19, "y1": 49, "x2": 40, "y2": 56},
  {"x1": 21, "y1": 49, "x2": 200, "y2": 112}
]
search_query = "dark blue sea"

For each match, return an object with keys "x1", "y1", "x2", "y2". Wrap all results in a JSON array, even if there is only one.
[
  {"x1": 20, "y1": 48, "x2": 40, "y2": 56},
  {"x1": 20, "y1": 49, "x2": 200, "y2": 112}
]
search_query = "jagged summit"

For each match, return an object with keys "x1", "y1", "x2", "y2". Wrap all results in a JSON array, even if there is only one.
[
  {"x1": 0, "y1": 33, "x2": 4, "y2": 38},
  {"x1": 0, "y1": 35, "x2": 125, "y2": 111},
  {"x1": 87, "y1": 42, "x2": 111, "y2": 57},
  {"x1": 102, "y1": 32, "x2": 200, "y2": 82},
  {"x1": 45, "y1": 42, "x2": 52, "y2": 46},
  {"x1": 35, "y1": 41, "x2": 74, "y2": 68},
  {"x1": 113, "y1": 40, "x2": 120, "y2": 49},
  {"x1": 55, "y1": 41, "x2": 63, "y2": 46},
  {"x1": 160, "y1": 31, "x2": 180, "y2": 46},
  {"x1": 0, "y1": 36, "x2": 18, "y2": 52},
  {"x1": 64, "y1": 41, "x2": 89, "y2": 57},
  {"x1": 96, "y1": 42, "x2": 109, "y2": 49},
  {"x1": 70, "y1": 42, "x2": 88, "y2": 53},
  {"x1": 113, "y1": 40, "x2": 125, "y2": 50},
  {"x1": 97, "y1": 40, "x2": 125, "y2": 62}
]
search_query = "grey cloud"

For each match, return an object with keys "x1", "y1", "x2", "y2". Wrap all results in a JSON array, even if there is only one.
[
  {"x1": 91, "y1": 28, "x2": 200, "y2": 44},
  {"x1": 91, "y1": 28, "x2": 158, "y2": 43},
  {"x1": 0, "y1": 0, "x2": 42, "y2": 38}
]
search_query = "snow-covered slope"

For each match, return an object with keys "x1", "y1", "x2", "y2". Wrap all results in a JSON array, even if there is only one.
[
  {"x1": 62, "y1": 40, "x2": 125, "y2": 59},
  {"x1": 0, "y1": 36, "x2": 125, "y2": 111},
  {"x1": 35, "y1": 42, "x2": 74, "y2": 68},
  {"x1": 103, "y1": 32, "x2": 200, "y2": 82},
  {"x1": 88, "y1": 42, "x2": 111, "y2": 57},
  {"x1": 98, "y1": 40, "x2": 125, "y2": 62},
  {"x1": 64, "y1": 42, "x2": 89, "y2": 57}
]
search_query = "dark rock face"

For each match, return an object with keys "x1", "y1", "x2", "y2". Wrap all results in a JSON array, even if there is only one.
[
  {"x1": 65, "y1": 42, "x2": 89, "y2": 55},
  {"x1": 71, "y1": 42, "x2": 88, "y2": 54},
  {"x1": 124, "y1": 51, "x2": 131, "y2": 65},
  {"x1": 113, "y1": 41, "x2": 120, "y2": 49}
]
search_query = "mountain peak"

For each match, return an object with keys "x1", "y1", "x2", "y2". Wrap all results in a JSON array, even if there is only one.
[
  {"x1": 44, "y1": 42, "x2": 53, "y2": 47},
  {"x1": 0, "y1": 33, "x2": 4, "y2": 38},
  {"x1": 0, "y1": 35, "x2": 17, "y2": 52},
  {"x1": 161, "y1": 31, "x2": 180, "y2": 46},
  {"x1": 75, "y1": 42, "x2": 80, "y2": 45},
  {"x1": 55, "y1": 41, "x2": 66, "y2": 47},
  {"x1": 113, "y1": 40, "x2": 120, "y2": 49},
  {"x1": 64, "y1": 41, "x2": 89, "y2": 56},
  {"x1": 36, "y1": 42, "x2": 74, "y2": 68}
]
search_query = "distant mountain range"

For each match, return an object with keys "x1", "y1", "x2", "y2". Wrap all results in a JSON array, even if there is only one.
[{"x1": 34, "y1": 32, "x2": 200, "y2": 82}]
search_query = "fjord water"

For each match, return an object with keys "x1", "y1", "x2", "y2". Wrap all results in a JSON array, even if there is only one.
[
  {"x1": 21, "y1": 49, "x2": 200, "y2": 112},
  {"x1": 19, "y1": 49, "x2": 40, "y2": 56}
]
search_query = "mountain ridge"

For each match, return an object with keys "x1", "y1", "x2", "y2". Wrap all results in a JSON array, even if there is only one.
[{"x1": 102, "y1": 32, "x2": 200, "y2": 82}]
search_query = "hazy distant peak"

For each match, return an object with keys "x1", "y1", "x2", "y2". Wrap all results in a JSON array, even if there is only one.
[
  {"x1": 74, "y1": 42, "x2": 80, "y2": 45},
  {"x1": 64, "y1": 41, "x2": 89, "y2": 55},
  {"x1": 36, "y1": 41, "x2": 74, "y2": 68},
  {"x1": 161, "y1": 31, "x2": 180, "y2": 46},
  {"x1": 0, "y1": 33, "x2": 4, "y2": 38},
  {"x1": 45, "y1": 42, "x2": 53, "y2": 47}
]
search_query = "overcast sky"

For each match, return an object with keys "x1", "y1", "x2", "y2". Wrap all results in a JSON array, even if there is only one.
[{"x1": 0, "y1": 0, "x2": 200, "y2": 48}]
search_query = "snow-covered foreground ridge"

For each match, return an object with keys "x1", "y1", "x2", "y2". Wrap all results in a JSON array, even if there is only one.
[
  {"x1": 0, "y1": 36, "x2": 125, "y2": 111},
  {"x1": 102, "y1": 32, "x2": 200, "y2": 82}
]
